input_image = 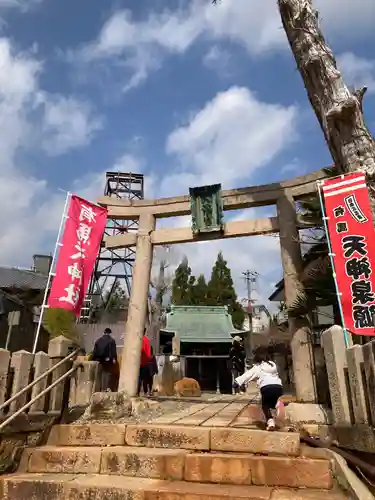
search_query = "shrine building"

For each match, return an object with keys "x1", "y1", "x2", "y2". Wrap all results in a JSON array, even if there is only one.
[{"x1": 159, "y1": 305, "x2": 246, "y2": 393}]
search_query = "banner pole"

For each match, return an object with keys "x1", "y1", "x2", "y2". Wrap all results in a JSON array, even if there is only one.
[
  {"x1": 317, "y1": 181, "x2": 350, "y2": 348},
  {"x1": 32, "y1": 192, "x2": 72, "y2": 354}
]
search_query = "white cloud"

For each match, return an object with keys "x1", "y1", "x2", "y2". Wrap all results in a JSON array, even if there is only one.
[
  {"x1": 203, "y1": 45, "x2": 232, "y2": 76},
  {"x1": 137, "y1": 87, "x2": 297, "y2": 204},
  {"x1": 111, "y1": 153, "x2": 158, "y2": 198},
  {"x1": 69, "y1": 0, "x2": 375, "y2": 91},
  {"x1": 38, "y1": 94, "x2": 103, "y2": 156},
  {"x1": 69, "y1": 1, "x2": 282, "y2": 90},
  {"x1": 314, "y1": 0, "x2": 375, "y2": 39},
  {"x1": 0, "y1": 40, "x2": 41, "y2": 172},
  {"x1": 280, "y1": 158, "x2": 308, "y2": 177},
  {"x1": 337, "y1": 52, "x2": 375, "y2": 94},
  {"x1": 0, "y1": 168, "x2": 108, "y2": 267},
  {"x1": 112, "y1": 153, "x2": 144, "y2": 173},
  {"x1": 0, "y1": 37, "x2": 103, "y2": 266},
  {"x1": 0, "y1": 0, "x2": 42, "y2": 12},
  {"x1": 165, "y1": 86, "x2": 297, "y2": 190}
]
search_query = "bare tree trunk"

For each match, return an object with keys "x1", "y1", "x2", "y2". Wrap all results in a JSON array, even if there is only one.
[
  {"x1": 278, "y1": 0, "x2": 375, "y2": 198},
  {"x1": 149, "y1": 259, "x2": 168, "y2": 353}
]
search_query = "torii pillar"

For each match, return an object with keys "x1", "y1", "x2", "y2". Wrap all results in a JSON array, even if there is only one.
[
  {"x1": 118, "y1": 213, "x2": 155, "y2": 396},
  {"x1": 277, "y1": 193, "x2": 317, "y2": 403}
]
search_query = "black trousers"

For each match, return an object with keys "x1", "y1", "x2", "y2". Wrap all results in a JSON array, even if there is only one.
[
  {"x1": 143, "y1": 373, "x2": 154, "y2": 394},
  {"x1": 260, "y1": 384, "x2": 283, "y2": 421},
  {"x1": 137, "y1": 366, "x2": 148, "y2": 396}
]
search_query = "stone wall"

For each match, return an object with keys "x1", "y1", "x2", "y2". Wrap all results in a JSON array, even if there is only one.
[{"x1": 321, "y1": 325, "x2": 375, "y2": 453}]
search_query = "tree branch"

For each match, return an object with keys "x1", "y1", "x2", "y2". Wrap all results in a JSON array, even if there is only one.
[{"x1": 354, "y1": 86, "x2": 368, "y2": 112}]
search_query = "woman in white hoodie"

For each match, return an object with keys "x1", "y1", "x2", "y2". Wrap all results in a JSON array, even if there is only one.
[{"x1": 233, "y1": 348, "x2": 284, "y2": 431}]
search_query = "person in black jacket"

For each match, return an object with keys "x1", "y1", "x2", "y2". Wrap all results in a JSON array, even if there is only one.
[
  {"x1": 92, "y1": 328, "x2": 117, "y2": 391},
  {"x1": 229, "y1": 336, "x2": 246, "y2": 394}
]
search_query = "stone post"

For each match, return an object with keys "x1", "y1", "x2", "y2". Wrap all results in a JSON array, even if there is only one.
[
  {"x1": 322, "y1": 325, "x2": 352, "y2": 424},
  {"x1": 9, "y1": 350, "x2": 33, "y2": 414},
  {"x1": 69, "y1": 361, "x2": 100, "y2": 407},
  {"x1": 362, "y1": 340, "x2": 375, "y2": 425},
  {"x1": 277, "y1": 193, "x2": 317, "y2": 403},
  {"x1": 118, "y1": 213, "x2": 156, "y2": 396},
  {"x1": 29, "y1": 351, "x2": 50, "y2": 414},
  {"x1": 48, "y1": 336, "x2": 73, "y2": 414},
  {"x1": 172, "y1": 334, "x2": 181, "y2": 355},
  {"x1": 0, "y1": 349, "x2": 10, "y2": 416},
  {"x1": 346, "y1": 345, "x2": 368, "y2": 424}
]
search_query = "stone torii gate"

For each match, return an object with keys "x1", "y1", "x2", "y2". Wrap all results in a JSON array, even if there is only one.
[{"x1": 98, "y1": 169, "x2": 327, "y2": 400}]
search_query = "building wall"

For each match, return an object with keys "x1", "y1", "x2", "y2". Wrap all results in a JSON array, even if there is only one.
[
  {"x1": 243, "y1": 308, "x2": 270, "y2": 333},
  {"x1": 77, "y1": 322, "x2": 126, "y2": 354},
  {"x1": 0, "y1": 295, "x2": 48, "y2": 353}
]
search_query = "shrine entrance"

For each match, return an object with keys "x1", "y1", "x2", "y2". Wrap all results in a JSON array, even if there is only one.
[{"x1": 98, "y1": 169, "x2": 328, "y2": 399}]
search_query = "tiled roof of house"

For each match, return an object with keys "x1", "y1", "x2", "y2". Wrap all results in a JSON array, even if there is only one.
[
  {"x1": 161, "y1": 305, "x2": 244, "y2": 343},
  {"x1": 0, "y1": 267, "x2": 48, "y2": 291}
]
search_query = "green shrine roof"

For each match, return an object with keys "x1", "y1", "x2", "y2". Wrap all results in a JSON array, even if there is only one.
[{"x1": 161, "y1": 305, "x2": 245, "y2": 343}]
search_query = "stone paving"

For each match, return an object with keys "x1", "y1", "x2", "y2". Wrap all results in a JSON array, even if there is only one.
[{"x1": 150, "y1": 393, "x2": 266, "y2": 428}]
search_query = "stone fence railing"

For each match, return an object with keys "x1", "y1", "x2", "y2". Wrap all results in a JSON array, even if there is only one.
[
  {"x1": 0, "y1": 337, "x2": 186, "y2": 429},
  {"x1": 321, "y1": 325, "x2": 375, "y2": 453},
  {"x1": 0, "y1": 336, "x2": 101, "y2": 426}
]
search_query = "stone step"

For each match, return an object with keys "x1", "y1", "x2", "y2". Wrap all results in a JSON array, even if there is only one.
[
  {"x1": 48, "y1": 424, "x2": 126, "y2": 447},
  {"x1": 23, "y1": 446, "x2": 333, "y2": 489},
  {"x1": 26, "y1": 446, "x2": 187, "y2": 480},
  {"x1": 0, "y1": 473, "x2": 348, "y2": 500},
  {"x1": 48, "y1": 424, "x2": 300, "y2": 456},
  {"x1": 184, "y1": 453, "x2": 332, "y2": 489}
]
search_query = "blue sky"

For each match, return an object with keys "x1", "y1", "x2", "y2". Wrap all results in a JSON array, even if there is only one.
[{"x1": 1, "y1": 0, "x2": 375, "y2": 307}]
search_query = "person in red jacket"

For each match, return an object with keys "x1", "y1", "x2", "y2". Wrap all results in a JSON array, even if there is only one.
[{"x1": 137, "y1": 329, "x2": 151, "y2": 396}]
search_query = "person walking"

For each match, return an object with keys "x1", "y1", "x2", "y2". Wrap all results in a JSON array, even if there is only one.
[
  {"x1": 92, "y1": 327, "x2": 117, "y2": 391},
  {"x1": 137, "y1": 329, "x2": 151, "y2": 396},
  {"x1": 233, "y1": 347, "x2": 284, "y2": 431},
  {"x1": 229, "y1": 336, "x2": 246, "y2": 394},
  {"x1": 143, "y1": 347, "x2": 158, "y2": 396}
]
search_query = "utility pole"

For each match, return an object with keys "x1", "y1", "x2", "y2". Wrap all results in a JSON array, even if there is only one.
[{"x1": 242, "y1": 270, "x2": 259, "y2": 363}]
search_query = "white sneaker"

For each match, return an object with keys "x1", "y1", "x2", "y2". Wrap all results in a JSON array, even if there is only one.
[{"x1": 266, "y1": 418, "x2": 276, "y2": 431}]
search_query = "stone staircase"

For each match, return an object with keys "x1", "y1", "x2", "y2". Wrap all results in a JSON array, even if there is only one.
[{"x1": 1, "y1": 423, "x2": 349, "y2": 500}]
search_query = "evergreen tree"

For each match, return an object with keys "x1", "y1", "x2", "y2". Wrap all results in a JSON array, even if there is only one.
[
  {"x1": 207, "y1": 252, "x2": 245, "y2": 329},
  {"x1": 191, "y1": 274, "x2": 208, "y2": 305},
  {"x1": 104, "y1": 280, "x2": 128, "y2": 311},
  {"x1": 185, "y1": 275, "x2": 196, "y2": 304},
  {"x1": 44, "y1": 308, "x2": 80, "y2": 344},
  {"x1": 207, "y1": 252, "x2": 235, "y2": 305},
  {"x1": 172, "y1": 257, "x2": 193, "y2": 305},
  {"x1": 230, "y1": 301, "x2": 246, "y2": 331}
]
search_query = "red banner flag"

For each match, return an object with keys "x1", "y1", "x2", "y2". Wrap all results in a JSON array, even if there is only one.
[
  {"x1": 47, "y1": 195, "x2": 107, "y2": 316},
  {"x1": 322, "y1": 172, "x2": 375, "y2": 335}
]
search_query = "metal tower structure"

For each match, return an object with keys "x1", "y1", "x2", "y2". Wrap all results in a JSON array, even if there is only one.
[{"x1": 79, "y1": 172, "x2": 144, "y2": 323}]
